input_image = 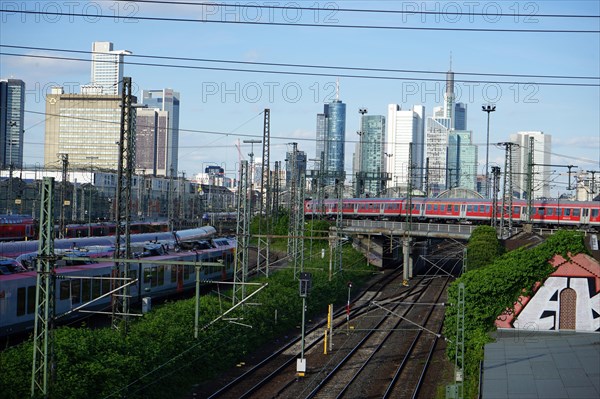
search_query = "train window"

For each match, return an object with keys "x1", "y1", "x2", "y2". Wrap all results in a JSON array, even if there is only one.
[
  {"x1": 92, "y1": 278, "x2": 101, "y2": 299},
  {"x1": 17, "y1": 287, "x2": 26, "y2": 316},
  {"x1": 184, "y1": 266, "x2": 190, "y2": 280},
  {"x1": 454, "y1": 205, "x2": 459, "y2": 212},
  {"x1": 157, "y1": 265, "x2": 165, "y2": 286},
  {"x1": 593, "y1": 209, "x2": 599, "y2": 218},
  {"x1": 416, "y1": 204, "x2": 421, "y2": 211},
  {"x1": 434, "y1": 205, "x2": 438, "y2": 211},
  {"x1": 573, "y1": 209, "x2": 580, "y2": 217},
  {"x1": 60, "y1": 281, "x2": 70, "y2": 300},
  {"x1": 547, "y1": 208, "x2": 554, "y2": 216},
  {"x1": 27, "y1": 286, "x2": 36, "y2": 314},
  {"x1": 171, "y1": 266, "x2": 177, "y2": 283},
  {"x1": 102, "y1": 274, "x2": 110, "y2": 294},
  {"x1": 82, "y1": 279, "x2": 91, "y2": 303},
  {"x1": 564, "y1": 209, "x2": 571, "y2": 216},
  {"x1": 427, "y1": 204, "x2": 432, "y2": 211},
  {"x1": 485, "y1": 206, "x2": 490, "y2": 213},
  {"x1": 513, "y1": 207, "x2": 520, "y2": 214},
  {"x1": 71, "y1": 280, "x2": 81, "y2": 304},
  {"x1": 467, "y1": 205, "x2": 472, "y2": 212},
  {"x1": 440, "y1": 205, "x2": 445, "y2": 211}
]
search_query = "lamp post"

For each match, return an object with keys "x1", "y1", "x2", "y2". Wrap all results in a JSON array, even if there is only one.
[{"x1": 482, "y1": 104, "x2": 496, "y2": 198}]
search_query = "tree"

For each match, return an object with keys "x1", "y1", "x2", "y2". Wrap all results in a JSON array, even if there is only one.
[{"x1": 466, "y1": 225, "x2": 503, "y2": 270}]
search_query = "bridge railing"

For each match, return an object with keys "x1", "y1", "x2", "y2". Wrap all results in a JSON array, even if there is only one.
[{"x1": 341, "y1": 219, "x2": 480, "y2": 238}]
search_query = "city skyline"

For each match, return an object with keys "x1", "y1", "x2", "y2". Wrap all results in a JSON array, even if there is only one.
[{"x1": 1, "y1": 1, "x2": 598, "y2": 197}]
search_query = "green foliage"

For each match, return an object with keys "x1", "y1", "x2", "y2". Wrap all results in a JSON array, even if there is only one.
[
  {"x1": 444, "y1": 229, "x2": 587, "y2": 398},
  {"x1": 466, "y1": 226, "x2": 504, "y2": 271},
  {"x1": 0, "y1": 233, "x2": 373, "y2": 399}
]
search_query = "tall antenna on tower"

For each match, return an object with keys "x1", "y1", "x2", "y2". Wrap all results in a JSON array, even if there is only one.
[
  {"x1": 449, "y1": 51, "x2": 453, "y2": 71},
  {"x1": 336, "y1": 78, "x2": 340, "y2": 101}
]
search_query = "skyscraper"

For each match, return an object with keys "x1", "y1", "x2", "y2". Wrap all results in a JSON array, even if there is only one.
[
  {"x1": 135, "y1": 108, "x2": 169, "y2": 176},
  {"x1": 0, "y1": 79, "x2": 25, "y2": 168},
  {"x1": 454, "y1": 103, "x2": 467, "y2": 130},
  {"x1": 85, "y1": 42, "x2": 131, "y2": 95},
  {"x1": 356, "y1": 114, "x2": 386, "y2": 196},
  {"x1": 386, "y1": 104, "x2": 424, "y2": 191},
  {"x1": 510, "y1": 131, "x2": 552, "y2": 199},
  {"x1": 285, "y1": 148, "x2": 307, "y2": 187},
  {"x1": 447, "y1": 130, "x2": 478, "y2": 191},
  {"x1": 425, "y1": 117, "x2": 450, "y2": 195},
  {"x1": 315, "y1": 97, "x2": 346, "y2": 185},
  {"x1": 44, "y1": 87, "x2": 135, "y2": 170},
  {"x1": 142, "y1": 89, "x2": 180, "y2": 177}
]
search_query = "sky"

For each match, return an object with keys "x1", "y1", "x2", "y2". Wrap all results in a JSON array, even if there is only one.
[{"x1": 1, "y1": 0, "x2": 599, "y2": 195}]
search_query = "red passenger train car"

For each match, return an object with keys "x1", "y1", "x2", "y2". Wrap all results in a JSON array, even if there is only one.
[
  {"x1": 0, "y1": 215, "x2": 36, "y2": 241},
  {"x1": 305, "y1": 197, "x2": 600, "y2": 229}
]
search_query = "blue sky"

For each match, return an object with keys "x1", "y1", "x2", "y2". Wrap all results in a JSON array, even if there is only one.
[{"x1": 1, "y1": 0, "x2": 599, "y2": 194}]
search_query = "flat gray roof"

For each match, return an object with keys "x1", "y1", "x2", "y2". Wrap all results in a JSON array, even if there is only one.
[{"x1": 482, "y1": 330, "x2": 600, "y2": 399}]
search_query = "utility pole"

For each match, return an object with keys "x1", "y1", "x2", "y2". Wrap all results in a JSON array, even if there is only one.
[
  {"x1": 526, "y1": 137, "x2": 534, "y2": 223},
  {"x1": 31, "y1": 177, "x2": 57, "y2": 399},
  {"x1": 233, "y1": 160, "x2": 250, "y2": 304},
  {"x1": 112, "y1": 76, "x2": 135, "y2": 332},
  {"x1": 168, "y1": 166, "x2": 175, "y2": 231},
  {"x1": 257, "y1": 110, "x2": 271, "y2": 277},
  {"x1": 58, "y1": 154, "x2": 69, "y2": 239},
  {"x1": 498, "y1": 142, "x2": 518, "y2": 237},
  {"x1": 491, "y1": 166, "x2": 501, "y2": 229},
  {"x1": 272, "y1": 161, "x2": 281, "y2": 220},
  {"x1": 482, "y1": 104, "x2": 496, "y2": 197}
]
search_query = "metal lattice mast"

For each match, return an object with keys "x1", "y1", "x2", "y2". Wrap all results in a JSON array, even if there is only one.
[
  {"x1": 334, "y1": 176, "x2": 344, "y2": 273},
  {"x1": 112, "y1": 77, "x2": 135, "y2": 332},
  {"x1": 168, "y1": 167, "x2": 175, "y2": 231},
  {"x1": 260, "y1": 109, "x2": 271, "y2": 218},
  {"x1": 498, "y1": 142, "x2": 518, "y2": 237},
  {"x1": 272, "y1": 161, "x2": 280, "y2": 220},
  {"x1": 257, "y1": 110, "x2": 271, "y2": 277},
  {"x1": 31, "y1": 177, "x2": 56, "y2": 398},
  {"x1": 526, "y1": 136, "x2": 535, "y2": 223},
  {"x1": 292, "y1": 172, "x2": 306, "y2": 279},
  {"x1": 288, "y1": 143, "x2": 299, "y2": 261},
  {"x1": 491, "y1": 166, "x2": 501, "y2": 228},
  {"x1": 233, "y1": 160, "x2": 250, "y2": 304},
  {"x1": 58, "y1": 154, "x2": 68, "y2": 239}
]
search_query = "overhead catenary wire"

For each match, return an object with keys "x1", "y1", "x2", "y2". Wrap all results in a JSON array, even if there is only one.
[
  {"x1": 124, "y1": 0, "x2": 600, "y2": 20},
  {"x1": 1, "y1": 52, "x2": 599, "y2": 87},
  {"x1": 2, "y1": 44, "x2": 598, "y2": 82},
  {"x1": 1, "y1": 8, "x2": 599, "y2": 33}
]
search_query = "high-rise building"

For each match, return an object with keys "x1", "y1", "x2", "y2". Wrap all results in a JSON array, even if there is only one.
[
  {"x1": 0, "y1": 79, "x2": 25, "y2": 168},
  {"x1": 285, "y1": 148, "x2": 307, "y2": 187},
  {"x1": 454, "y1": 103, "x2": 467, "y2": 130},
  {"x1": 386, "y1": 104, "x2": 424, "y2": 191},
  {"x1": 84, "y1": 42, "x2": 131, "y2": 95},
  {"x1": 447, "y1": 130, "x2": 477, "y2": 191},
  {"x1": 356, "y1": 114, "x2": 386, "y2": 196},
  {"x1": 141, "y1": 89, "x2": 180, "y2": 177},
  {"x1": 135, "y1": 108, "x2": 169, "y2": 176},
  {"x1": 510, "y1": 131, "x2": 552, "y2": 199},
  {"x1": 425, "y1": 117, "x2": 450, "y2": 195},
  {"x1": 315, "y1": 98, "x2": 346, "y2": 185},
  {"x1": 443, "y1": 69, "x2": 455, "y2": 123},
  {"x1": 44, "y1": 87, "x2": 137, "y2": 170}
]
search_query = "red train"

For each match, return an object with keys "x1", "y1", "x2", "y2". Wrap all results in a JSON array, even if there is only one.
[
  {"x1": 0, "y1": 215, "x2": 36, "y2": 241},
  {"x1": 304, "y1": 197, "x2": 600, "y2": 229},
  {"x1": 0, "y1": 216, "x2": 169, "y2": 242}
]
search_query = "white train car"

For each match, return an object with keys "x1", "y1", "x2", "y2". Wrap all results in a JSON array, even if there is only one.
[{"x1": 0, "y1": 237, "x2": 235, "y2": 337}]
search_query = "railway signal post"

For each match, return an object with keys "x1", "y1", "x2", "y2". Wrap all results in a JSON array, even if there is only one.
[{"x1": 298, "y1": 272, "x2": 312, "y2": 377}]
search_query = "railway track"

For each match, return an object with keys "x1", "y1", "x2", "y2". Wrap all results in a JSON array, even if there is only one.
[{"x1": 200, "y1": 267, "x2": 450, "y2": 399}]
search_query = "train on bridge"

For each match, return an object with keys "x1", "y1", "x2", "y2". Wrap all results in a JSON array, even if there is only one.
[{"x1": 305, "y1": 197, "x2": 600, "y2": 229}]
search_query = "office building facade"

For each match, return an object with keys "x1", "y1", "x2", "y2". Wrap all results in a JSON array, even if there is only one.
[
  {"x1": 141, "y1": 89, "x2": 180, "y2": 177},
  {"x1": 356, "y1": 114, "x2": 386, "y2": 196},
  {"x1": 510, "y1": 131, "x2": 552, "y2": 199},
  {"x1": 0, "y1": 79, "x2": 25, "y2": 168},
  {"x1": 315, "y1": 99, "x2": 346, "y2": 185},
  {"x1": 44, "y1": 87, "x2": 136, "y2": 171},
  {"x1": 85, "y1": 41, "x2": 131, "y2": 95},
  {"x1": 386, "y1": 104, "x2": 425, "y2": 192},
  {"x1": 447, "y1": 130, "x2": 477, "y2": 191}
]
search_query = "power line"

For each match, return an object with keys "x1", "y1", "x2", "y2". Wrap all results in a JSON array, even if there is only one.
[
  {"x1": 1, "y1": 8, "x2": 598, "y2": 33},
  {"x1": 3, "y1": 44, "x2": 598, "y2": 81},
  {"x1": 125, "y1": 0, "x2": 600, "y2": 19},
  {"x1": 2, "y1": 52, "x2": 599, "y2": 87}
]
